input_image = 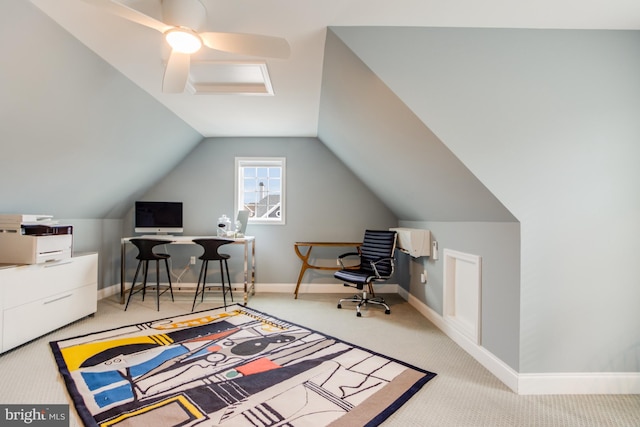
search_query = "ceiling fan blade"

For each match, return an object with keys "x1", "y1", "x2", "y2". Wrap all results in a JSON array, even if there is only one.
[
  {"x1": 163, "y1": 50, "x2": 191, "y2": 93},
  {"x1": 81, "y1": 0, "x2": 171, "y2": 33},
  {"x1": 200, "y1": 32, "x2": 291, "y2": 59}
]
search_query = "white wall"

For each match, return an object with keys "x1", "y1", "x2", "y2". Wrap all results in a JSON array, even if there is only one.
[{"x1": 333, "y1": 27, "x2": 640, "y2": 374}]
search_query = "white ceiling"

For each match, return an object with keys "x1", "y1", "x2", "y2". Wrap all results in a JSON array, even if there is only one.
[{"x1": 30, "y1": 0, "x2": 640, "y2": 138}]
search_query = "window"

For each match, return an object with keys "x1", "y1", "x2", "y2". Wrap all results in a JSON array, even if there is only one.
[{"x1": 235, "y1": 157, "x2": 286, "y2": 224}]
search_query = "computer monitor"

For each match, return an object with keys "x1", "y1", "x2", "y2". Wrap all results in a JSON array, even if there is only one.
[{"x1": 134, "y1": 201, "x2": 183, "y2": 234}]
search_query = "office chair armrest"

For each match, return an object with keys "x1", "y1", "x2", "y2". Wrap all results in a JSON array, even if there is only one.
[
  {"x1": 337, "y1": 252, "x2": 361, "y2": 269},
  {"x1": 369, "y1": 256, "x2": 395, "y2": 279}
]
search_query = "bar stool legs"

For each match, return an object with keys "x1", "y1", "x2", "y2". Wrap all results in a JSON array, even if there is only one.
[
  {"x1": 125, "y1": 258, "x2": 174, "y2": 311},
  {"x1": 192, "y1": 258, "x2": 234, "y2": 312},
  {"x1": 158, "y1": 258, "x2": 174, "y2": 311}
]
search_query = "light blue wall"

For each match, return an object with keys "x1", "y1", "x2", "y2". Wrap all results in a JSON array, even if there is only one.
[
  {"x1": 59, "y1": 218, "x2": 124, "y2": 290},
  {"x1": 0, "y1": 0, "x2": 202, "y2": 220},
  {"x1": 4, "y1": 0, "x2": 637, "y2": 377},
  {"x1": 319, "y1": 29, "x2": 521, "y2": 371},
  {"x1": 331, "y1": 27, "x2": 640, "y2": 374},
  {"x1": 123, "y1": 137, "x2": 398, "y2": 286},
  {"x1": 400, "y1": 220, "x2": 521, "y2": 370},
  {"x1": 318, "y1": 31, "x2": 515, "y2": 223},
  {"x1": 0, "y1": 1, "x2": 200, "y2": 292}
]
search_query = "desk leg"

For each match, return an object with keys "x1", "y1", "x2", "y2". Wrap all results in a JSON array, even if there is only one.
[
  {"x1": 250, "y1": 239, "x2": 256, "y2": 297},
  {"x1": 120, "y1": 241, "x2": 126, "y2": 304},
  {"x1": 243, "y1": 240, "x2": 249, "y2": 305},
  {"x1": 293, "y1": 245, "x2": 312, "y2": 299},
  {"x1": 294, "y1": 265, "x2": 310, "y2": 299}
]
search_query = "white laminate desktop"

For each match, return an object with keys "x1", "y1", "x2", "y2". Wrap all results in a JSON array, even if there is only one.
[{"x1": 120, "y1": 236, "x2": 256, "y2": 305}]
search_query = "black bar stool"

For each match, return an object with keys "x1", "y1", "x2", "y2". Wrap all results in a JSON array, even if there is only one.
[
  {"x1": 192, "y1": 238, "x2": 234, "y2": 311},
  {"x1": 125, "y1": 238, "x2": 174, "y2": 311}
]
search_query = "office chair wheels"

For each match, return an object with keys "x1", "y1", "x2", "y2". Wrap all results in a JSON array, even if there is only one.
[
  {"x1": 385, "y1": 309, "x2": 391, "y2": 315},
  {"x1": 356, "y1": 312, "x2": 362, "y2": 317},
  {"x1": 337, "y1": 303, "x2": 342, "y2": 309}
]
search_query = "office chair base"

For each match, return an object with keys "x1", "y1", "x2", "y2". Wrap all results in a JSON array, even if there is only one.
[{"x1": 337, "y1": 291, "x2": 391, "y2": 316}]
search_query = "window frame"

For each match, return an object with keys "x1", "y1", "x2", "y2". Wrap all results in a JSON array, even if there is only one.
[{"x1": 234, "y1": 157, "x2": 286, "y2": 225}]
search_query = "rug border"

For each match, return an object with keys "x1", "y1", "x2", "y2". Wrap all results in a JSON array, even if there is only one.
[
  {"x1": 50, "y1": 340, "x2": 98, "y2": 427},
  {"x1": 50, "y1": 303, "x2": 436, "y2": 427}
]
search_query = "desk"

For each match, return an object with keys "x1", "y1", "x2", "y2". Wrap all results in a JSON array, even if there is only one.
[
  {"x1": 293, "y1": 241, "x2": 361, "y2": 299},
  {"x1": 121, "y1": 236, "x2": 256, "y2": 305}
]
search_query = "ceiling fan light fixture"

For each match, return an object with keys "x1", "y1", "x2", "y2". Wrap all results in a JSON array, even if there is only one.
[{"x1": 165, "y1": 28, "x2": 202, "y2": 54}]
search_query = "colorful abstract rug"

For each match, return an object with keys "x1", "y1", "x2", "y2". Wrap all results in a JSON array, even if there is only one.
[{"x1": 50, "y1": 304, "x2": 436, "y2": 427}]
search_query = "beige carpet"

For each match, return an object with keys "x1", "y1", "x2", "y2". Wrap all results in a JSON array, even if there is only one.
[{"x1": 1, "y1": 292, "x2": 639, "y2": 426}]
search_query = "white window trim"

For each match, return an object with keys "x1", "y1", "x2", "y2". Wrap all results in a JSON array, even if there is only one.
[{"x1": 235, "y1": 157, "x2": 286, "y2": 225}]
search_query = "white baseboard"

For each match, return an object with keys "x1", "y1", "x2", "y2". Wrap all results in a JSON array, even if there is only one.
[
  {"x1": 98, "y1": 283, "x2": 121, "y2": 299},
  {"x1": 518, "y1": 372, "x2": 640, "y2": 395},
  {"x1": 407, "y1": 293, "x2": 520, "y2": 393},
  {"x1": 282, "y1": 282, "x2": 398, "y2": 295},
  {"x1": 99, "y1": 282, "x2": 398, "y2": 300},
  {"x1": 406, "y1": 293, "x2": 640, "y2": 395},
  {"x1": 100, "y1": 282, "x2": 639, "y2": 394}
]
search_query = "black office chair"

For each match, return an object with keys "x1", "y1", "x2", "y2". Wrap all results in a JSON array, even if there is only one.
[
  {"x1": 125, "y1": 238, "x2": 174, "y2": 311},
  {"x1": 336, "y1": 230, "x2": 397, "y2": 317},
  {"x1": 192, "y1": 238, "x2": 234, "y2": 312}
]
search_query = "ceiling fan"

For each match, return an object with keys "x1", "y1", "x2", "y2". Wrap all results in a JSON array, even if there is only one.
[{"x1": 82, "y1": 0, "x2": 290, "y2": 93}]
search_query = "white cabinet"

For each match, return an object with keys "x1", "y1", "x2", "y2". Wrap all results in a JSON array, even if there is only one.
[{"x1": 0, "y1": 252, "x2": 98, "y2": 353}]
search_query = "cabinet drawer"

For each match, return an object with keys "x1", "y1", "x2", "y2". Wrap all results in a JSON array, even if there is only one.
[
  {"x1": 2, "y1": 282, "x2": 97, "y2": 352},
  {"x1": 3, "y1": 253, "x2": 97, "y2": 308}
]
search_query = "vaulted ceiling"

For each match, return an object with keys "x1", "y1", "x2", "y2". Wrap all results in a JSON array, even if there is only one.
[
  {"x1": 29, "y1": 0, "x2": 640, "y2": 137},
  {"x1": 2, "y1": 0, "x2": 638, "y2": 219}
]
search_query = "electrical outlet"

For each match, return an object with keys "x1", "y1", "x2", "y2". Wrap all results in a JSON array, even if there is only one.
[{"x1": 190, "y1": 256, "x2": 196, "y2": 265}]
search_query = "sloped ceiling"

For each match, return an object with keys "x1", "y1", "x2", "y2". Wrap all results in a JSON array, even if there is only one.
[
  {"x1": 318, "y1": 29, "x2": 515, "y2": 222},
  {"x1": 0, "y1": 1, "x2": 202, "y2": 219},
  {"x1": 28, "y1": 0, "x2": 640, "y2": 138},
  {"x1": 1, "y1": 0, "x2": 512, "y2": 223},
  {"x1": 2, "y1": 0, "x2": 638, "y2": 221}
]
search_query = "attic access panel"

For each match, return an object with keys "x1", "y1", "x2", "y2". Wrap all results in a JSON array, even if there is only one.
[{"x1": 186, "y1": 61, "x2": 274, "y2": 95}]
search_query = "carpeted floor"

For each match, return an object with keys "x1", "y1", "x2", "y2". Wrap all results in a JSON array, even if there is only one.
[{"x1": 1, "y1": 292, "x2": 639, "y2": 426}]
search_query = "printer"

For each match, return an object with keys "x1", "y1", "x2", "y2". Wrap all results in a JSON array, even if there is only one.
[{"x1": 0, "y1": 214, "x2": 73, "y2": 264}]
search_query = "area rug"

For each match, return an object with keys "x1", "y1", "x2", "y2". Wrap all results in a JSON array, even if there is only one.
[{"x1": 50, "y1": 304, "x2": 436, "y2": 427}]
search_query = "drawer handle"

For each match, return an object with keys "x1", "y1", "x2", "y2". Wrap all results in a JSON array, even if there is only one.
[
  {"x1": 44, "y1": 294, "x2": 73, "y2": 305},
  {"x1": 44, "y1": 261, "x2": 73, "y2": 268},
  {"x1": 41, "y1": 250, "x2": 64, "y2": 255}
]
